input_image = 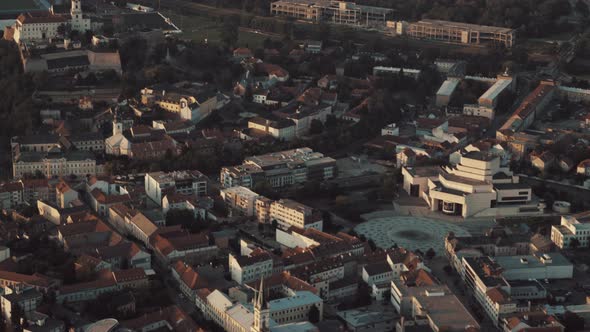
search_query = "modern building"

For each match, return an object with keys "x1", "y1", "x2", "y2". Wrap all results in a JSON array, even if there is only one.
[
  {"x1": 551, "y1": 212, "x2": 590, "y2": 249},
  {"x1": 270, "y1": 0, "x2": 393, "y2": 28},
  {"x1": 403, "y1": 151, "x2": 540, "y2": 218},
  {"x1": 269, "y1": 199, "x2": 323, "y2": 231},
  {"x1": 145, "y1": 170, "x2": 208, "y2": 206},
  {"x1": 220, "y1": 186, "x2": 261, "y2": 217},
  {"x1": 393, "y1": 19, "x2": 515, "y2": 48},
  {"x1": 220, "y1": 148, "x2": 336, "y2": 189}
]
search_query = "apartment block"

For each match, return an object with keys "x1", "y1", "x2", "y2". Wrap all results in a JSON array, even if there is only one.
[{"x1": 145, "y1": 170, "x2": 208, "y2": 206}]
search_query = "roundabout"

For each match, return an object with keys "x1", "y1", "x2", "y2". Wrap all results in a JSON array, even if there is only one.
[{"x1": 354, "y1": 216, "x2": 470, "y2": 254}]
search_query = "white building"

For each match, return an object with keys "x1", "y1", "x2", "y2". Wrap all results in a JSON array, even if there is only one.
[
  {"x1": 403, "y1": 151, "x2": 540, "y2": 218},
  {"x1": 221, "y1": 186, "x2": 260, "y2": 217},
  {"x1": 229, "y1": 249, "x2": 275, "y2": 284},
  {"x1": 551, "y1": 212, "x2": 590, "y2": 249},
  {"x1": 11, "y1": 0, "x2": 91, "y2": 44},
  {"x1": 145, "y1": 170, "x2": 207, "y2": 206},
  {"x1": 269, "y1": 199, "x2": 323, "y2": 231}
]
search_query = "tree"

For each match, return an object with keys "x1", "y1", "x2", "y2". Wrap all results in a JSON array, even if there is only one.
[
  {"x1": 308, "y1": 305, "x2": 320, "y2": 323},
  {"x1": 368, "y1": 239, "x2": 377, "y2": 252},
  {"x1": 309, "y1": 119, "x2": 324, "y2": 135},
  {"x1": 221, "y1": 15, "x2": 240, "y2": 47}
]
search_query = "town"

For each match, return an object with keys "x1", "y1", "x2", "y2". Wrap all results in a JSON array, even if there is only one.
[{"x1": 0, "y1": 0, "x2": 590, "y2": 331}]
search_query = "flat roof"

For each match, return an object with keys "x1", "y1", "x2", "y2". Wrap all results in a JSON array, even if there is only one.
[
  {"x1": 337, "y1": 309, "x2": 397, "y2": 327},
  {"x1": 417, "y1": 19, "x2": 515, "y2": 34},
  {"x1": 269, "y1": 291, "x2": 321, "y2": 312},
  {"x1": 414, "y1": 290, "x2": 479, "y2": 330},
  {"x1": 479, "y1": 78, "x2": 512, "y2": 102},
  {"x1": 495, "y1": 254, "x2": 572, "y2": 270},
  {"x1": 436, "y1": 79, "x2": 460, "y2": 97}
]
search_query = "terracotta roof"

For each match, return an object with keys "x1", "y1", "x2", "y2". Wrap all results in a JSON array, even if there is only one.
[
  {"x1": 17, "y1": 13, "x2": 69, "y2": 24},
  {"x1": 173, "y1": 261, "x2": 208, "y2": 290},
  {"x1": 57, "y1": 220, "x2": 111, "y2": 237},
  {"x1": 151, "y1": 232, "x2": 210, "y2": 257},
  {"x1": 0, "y1": 271, "x2": 54, "y2": 289},
  {"x1": 96, "y1": 242, "x2": 142, "y2": 260},
  {"x1": 0, "y1": 181, "x2": 23, "y2": 193},
  {"x1": 121, "y1": 305, "x2": 202, "y2": 332},
  {"x1": 59, "y1": 274, "x2": 117, "y2": 294},
  {"x1": 231, "y1": 248, "x2": 273, "y2": 267},
  {"x1": 515, "y1": 82, "x2": 555, "y2": 119},
  {"x1": 90, "y1": 188, "x2": 131, "y2": 205},
  {"x1": 486, "y1": 287, "x2": 509, "y2": 304},
  {"x1": 113, "y1": 268, "x2": 147, "y2": 283}
]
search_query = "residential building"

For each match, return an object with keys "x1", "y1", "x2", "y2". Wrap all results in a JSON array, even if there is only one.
[
  {"x1": 145, "y1": 170, "x2": 208, "y2": 206},
  {"x1": 121, "y1": 305, "x2": 202, "y2": 332},
  {"x1": 246, "y1": 117, "x2": 297, "y2": 141},
  {"x1": 56, "y1": 273, "x2": 118, "y2": 304},
  {"x1": 150, "y1": 229, "x2": 218, "y2": 265},
  {"x1": 171, "y1": 261, "x2": 208, "y2": 302},
  {"x1": 552, "y1": 212, "x2": 590, "y2": 249},
  {"x1": 269, "y1": 199, "x2": 323, "y2": 231},
  {"x1": 220, "y1": 186, "x2": 260, "y2": 217},
  {"x1": 229, "y1": 249, "x2": 275, "y2": 284},
  {"x1": 1, "y1": 287, "x2": 43, "y2": 321},
  {"x1": 55, "y1": 180, "x2": 78, "y2": 209},
  {"x1": 0, "y1": 181, "x2": 24, "y2": 210},
  {"x1": 221, "y1": 148, "x2": 336, "y2": 189},
  {"x1": 112, "y1": 268, "x2": 149, "y2": 289}
]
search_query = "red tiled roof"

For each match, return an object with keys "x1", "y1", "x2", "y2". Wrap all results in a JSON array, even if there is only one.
[
  {"x1": 172, "y1": 261, "x2": 208, "y2": 290},
  {"x1": 113, "y1": 268, "x2": 147, "y2": 283},
  {"x1": 121, "y1": 305, "x2": 202, "y2": 332},
  {"x1": 17, "y1": 13, "x2": 69, "y2": 24}
]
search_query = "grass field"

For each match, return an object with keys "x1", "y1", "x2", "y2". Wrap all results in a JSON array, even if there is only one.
[{"x1": 165, "y1": 10, "x2": 281, "y2": 48}]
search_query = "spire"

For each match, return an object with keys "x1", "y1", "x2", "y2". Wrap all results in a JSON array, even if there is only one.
[{"x1": 256, "y1": 277, "x2": 266, "y2": 309}]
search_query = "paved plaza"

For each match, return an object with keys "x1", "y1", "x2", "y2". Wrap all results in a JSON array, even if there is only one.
[{"x1": 354, "y1": 216, "x2": 471, "y2": 254}]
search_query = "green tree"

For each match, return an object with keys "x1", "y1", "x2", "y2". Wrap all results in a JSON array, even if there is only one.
[{"x1": 221, "y1": 15, "x2": 240, "y2": 47}]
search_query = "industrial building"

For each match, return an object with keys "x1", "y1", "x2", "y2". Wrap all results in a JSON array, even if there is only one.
[{"x1": 270, "y1": 0, "x2": 393, "y2": 27}]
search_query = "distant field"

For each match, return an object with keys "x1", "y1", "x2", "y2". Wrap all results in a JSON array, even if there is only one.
[
  {"x1": 0, "y1": 0, "x2": 44, "y2": 11},
  {"x1": 165, "y1": 10, "x2": 280, "y2": 48}
]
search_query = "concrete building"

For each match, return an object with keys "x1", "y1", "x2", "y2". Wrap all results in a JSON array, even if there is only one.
[
  {"x1": 1, "y1": 287, "x2": 43, "y2": 321},
  {"x1": 220, "y1": 148, "x2": 336, "y2": 189},
  {"x1": 270, "y1": 0, "x2": 393, "y2": 28},
  {"x1": 336, "y1": 310, "x2": 396, "y2": 332},
  {"x1": 435, "y1": 78, "x2": 460, "y2": 106},
  {"x1": 403, "y1": 151, "x2": 539, "y2": 218},
  {"x1": 269, "y1": 199, "x2": 323, "y2": 231},
  {"x1": 478, "y1": 77, "x2": 513, "y2": 110},
  {"x1": 0, "y1": 181, "x2": 24, "y2": 210},
  {"x1": 145, "y1": 170, "x2": 208, "y2": 206},
  {"x1": 393, "y1": 19, "x2": 515, "y2": 48},
  {"x1": 229, "y1": 249, "x2": 275, "y2": 284},
  {"x1": 551, "y1": 212, "x2": 590, "y2": 249},
  {"x1": 220, "y1": 186, "x2": 260, "y2": 217}
]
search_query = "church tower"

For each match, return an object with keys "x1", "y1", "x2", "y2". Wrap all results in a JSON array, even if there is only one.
[
  {"x1": 252, "y1": 279, "x2": 270, "y2": 332},
  {"x1": 70, "y1": 0, "x2": 89, "y2": 32}
]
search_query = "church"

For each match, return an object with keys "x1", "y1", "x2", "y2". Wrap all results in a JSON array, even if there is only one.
[{"x1": 8, "y1": 0, "x2": 91, "y2": 44}]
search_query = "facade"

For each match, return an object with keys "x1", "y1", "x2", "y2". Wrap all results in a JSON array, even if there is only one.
[
  {"x1": 247, "y1": 117, "x2": 296, "y2": 141},
  {"x1": 394, "y1": 19, "x2": 515, "y2": 48},
  {"x1": 1, "y1": 287, "x2": 43, "y2": 321},
  {"x1": 229, "y1": 249, "x2": 275, "y2": 284},
  {"x1": 270, "y1": 0, "x2": 393, "y2": 28},
  {"x1": 0, "y1": 181, "x2": 24, "y2": 210},
  {"x1": 140, "y1": 84, "x2": 219, "y2": 123},
  {"x1": 11, "y1": 0, "x2": 91, "y2": 44},
  {"x1": 269, "y1": 199, "x2": 323, "y2": 231},
  {"x1": 13, "y1": 150, "x2": 100, "y2": 179},
  {"x1": 403, "y1": 151, "x2": 540, "y2": 218},
  {"x1": 551, "y1": 212, "x2": 590, "y2": 249},
  {"x1": 220, "y1": 186, "x2": 260, "y2": 217},
  {"x1": 145, "y1": 170, "x2": 208, "y2": 206},
  {"x1": 221, "y1": 148, "x2": 336, "y2": 189}
]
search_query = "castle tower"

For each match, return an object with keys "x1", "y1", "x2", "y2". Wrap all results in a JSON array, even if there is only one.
[{"x1": 252, "y1": 279, "x2": 270, "y2": 332}]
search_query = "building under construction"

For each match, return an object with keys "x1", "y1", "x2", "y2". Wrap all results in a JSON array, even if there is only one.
[
  {"x1": 270, "y1": 0, "x2": 393, "y2": 27},
  {"x1": 393, "y1": 19, "x2": 516, "y2": 48}
]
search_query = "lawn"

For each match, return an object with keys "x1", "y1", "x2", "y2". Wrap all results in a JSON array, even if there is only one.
[{"x1": 165, "y1": 10, "x2": 280, "y2": 48}]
